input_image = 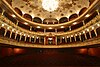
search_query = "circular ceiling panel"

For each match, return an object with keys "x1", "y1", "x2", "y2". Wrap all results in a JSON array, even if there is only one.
[{"x1": 12, "y1": 0, "x2": 89, "y2": 20}]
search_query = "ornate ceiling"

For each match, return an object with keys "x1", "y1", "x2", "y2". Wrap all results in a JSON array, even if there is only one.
[{"x1": 12, "y1": 0, "x2": 90, "y2": 20}]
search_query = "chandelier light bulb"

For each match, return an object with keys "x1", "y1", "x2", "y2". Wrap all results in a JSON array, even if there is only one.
[{"x1": 42, "y1": 0, "x2": 59, "y2": 12}]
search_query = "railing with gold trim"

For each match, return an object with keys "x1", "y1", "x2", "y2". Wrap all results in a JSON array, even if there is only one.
[{"x1": 0, "y1": 35, "x2": 100, "y2": 48}]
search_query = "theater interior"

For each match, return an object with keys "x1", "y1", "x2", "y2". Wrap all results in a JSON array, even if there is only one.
[{"x1": 0, "y1": 0, "x2": 100, "y2": 67}]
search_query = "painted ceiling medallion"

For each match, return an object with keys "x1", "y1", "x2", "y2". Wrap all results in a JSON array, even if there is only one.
[{"x1": 42, "y1": 0, "x2": 59, "y2": 12}]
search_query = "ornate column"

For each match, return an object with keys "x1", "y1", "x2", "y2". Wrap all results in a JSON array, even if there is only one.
[
  {"x1": 70, "y1": 36, "x2": 72, "y2": 42},
  {"x1": 19, "y1": 35, "x2": 22, "y2": 41},
  {"x1": 68, "y1": 18, "x2": 69, "y2": 22},
  {"x1": 47, "y1": 22, "x2": 48, "y2": 24},
  {"x1": 55, "y1": 36, "x2": 57, "y2": 45},
  {"x1": 65, "y1": 36, "x2": 67, "y2": 43},
  {"x1": 39, "y1": 37, "x2": 41, "y2": 43},
  {"x1": 29, "y1": 37, "x2": 31, "y2": 42},
  {"x1": 42, "y1": 21, "x2": 43, "y2": 24},
  {"x1": 82, "y1": 20, "x2": 85, "y2": 25},
  {"x1": 14, "y1": 33, "x2": 17, "y2": 39},
  {"x1": 25, "y1": 36, "x2": 27, "y2": 41},
  {"x1": 16, "y1": 20, "x2": 19, "y2": 26},
  {"x1": 74, "y1": 36, "x2": 76, "y2": 41},
  {"x1": 94, "y1": 29, "x2": 97, "y2": 36},
  {"x1": 55, "y1": 29, "x2": 57, "y2": 32},
  {"x1": 34, "y1": 36, "x2": 36, "y2": 43},
  {"x1": 79, "y1": 35, "x2": 82, "y2": 41},
  {"x1": 53, "y1": 22, "x2": 54, "y2": 24},
  {"x1": 69, "y1": 26, "x2": 71, "y2": 31},
  {"x1": 2, "y1": 9, "x2": 5, "y2": 16},
  {"x1": 96, "y1": 9, "x2": 100, "y2": 15},
  {"x1": 60, "y1": 36, "x2": 62, "y2": 43},
  {"x1": 30, "y1": 26, "x2": 32, "y2": 31},
  {"x1": 58, "y1": 21, "x2": 59, "y2": 24},
  {"x1": 44, "y1": 36, "x2": 46, "y2": 45},
  {"x1": 84, "y1": 33, "x2": 87, "y2": 39},
  {"x1": 10, "y1": 31, "x2": 12, "y2": 38},
  {"x1": 44, "y1": 29, "x2": 46, "y2": 33},
  {"x1": 89, "y1": 31, "x2": 92, "y2": 38},
  {"x1": 4, "y1": 30, "x2": 7, "y2": 36}
]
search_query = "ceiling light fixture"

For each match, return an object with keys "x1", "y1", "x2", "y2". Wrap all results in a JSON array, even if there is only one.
[
  {"x1": 73, "y1": 22, "x2": 77, "y2": 25},
  {"x1": 56, "y1": 17, "x2": 60, "y2": 21},
  {"x1": 28, "y1": 35, "x2": 30, "y2": 37},
  {"x1": 97, "y1": 24, "x2": 100, "y2": 27},
  {"x1": 1, "y1": 24, "x2": 4, "y2": 27},
  {"x1": 11, "y1": 14, "x2": 16, "y2": 18},
  {"x1": 75, "y1": 34, "x2": 77, "y2": 36},
  {"x1": 7, "y1": 27, "x2": 10, "y2": 30},
  {"x1": 22, "y1": 11, "x2": 25, "y2": 14},
  {"x1": 49, "y1": 27, "x2": 52, "y2": 29},
  {"x1": 60, "y1": 26, "x2": 64, "y2": 28},
  {"x1": 32, "y1": 15, "x2": 34, "y2": 18},
  {"x1": 24, "y1": 34, "x2": 26, "y2": 36},
  {"x1": 86, "y1": 29, "x2": 89, "y2": 31},
  {"x1": 79, "y1": 33, "x2": 81, "y2": 35},
  {"x1": 42, "y1": 0, "x2": 59, "y2": 12},
  {"x1": 12, "y1": 29, "x2": 15, "y2": 32},
  {"x1": 71, "y1": 35, "x2": 73, "y2": 37},
  {"x1": 76, "y1": 11, "x2": 79, "y2": 14},
  {"x1": 37, "y1": 26, "x2": 41, "y2": 28},
  {"x1": 67, "y1": 36, "x2": 69, "y2": 38},
  {"x1": 92, "y1": 27, "x2": 94, "y2": 30},
  {"x1": 32, "y1": 36, "x2": 34, "y2": 38},
  {"x1": 85, "y1": 14, "x2": 90, "y2": 17},
  {"x1": 83, "y1": 31, "x2": 85, "y2": 33},
  {"x1": 16, "y1": 31, "x2": 18, "y2": 34},
  {"x1": 24, "y1": 22, "x2": 28, "y2": 25},
  {"x1": 62, "y1": 37, "x2": 65, "y2": 39},
  {"x1": 37, "y1": 37, "x2": 39, "y2": 39}
]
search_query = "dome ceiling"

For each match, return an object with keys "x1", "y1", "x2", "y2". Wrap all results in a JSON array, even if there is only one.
[{"x1": 12, "y1": 0, "x2": 90, "y2": 20}]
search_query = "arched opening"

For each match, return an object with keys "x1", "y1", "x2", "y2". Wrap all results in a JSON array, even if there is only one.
[
  {"x1": 79, "y1": 7, "x2": 87, "y2": 16},
  {"x1": 69, "y1": 14, "x2": 78, "y2": 21},
  {"x1": 33, "y1": 17, "x2": 42, "y2": 23},
  {"x1": 59, "y1": 17, "x2": 68, "y2": 23},
  {"x1": 23, "y1": 14, "x2": 32, "y2": 21},
  {"x1": 14, "y1": 7, "x2": 23, "y2": 16}
]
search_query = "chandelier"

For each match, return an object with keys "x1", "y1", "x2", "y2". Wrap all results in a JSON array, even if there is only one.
[{"x1": 42, "y1": 0, "x2": 59, "y2": 12}]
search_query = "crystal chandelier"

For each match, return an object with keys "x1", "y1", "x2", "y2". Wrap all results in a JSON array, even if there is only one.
[{"x1": 42, "y1": 0, "x2": 59, "y2": 12}]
